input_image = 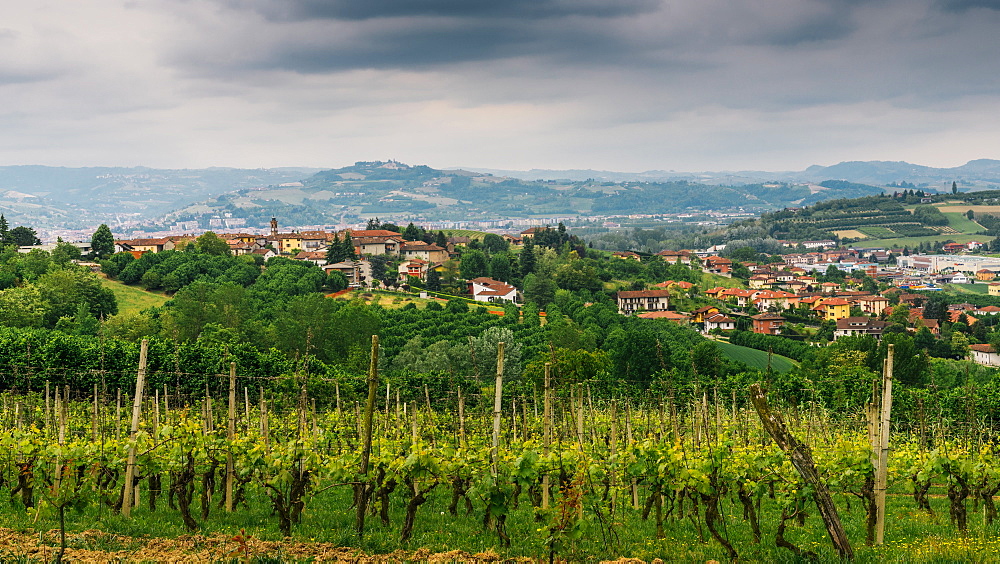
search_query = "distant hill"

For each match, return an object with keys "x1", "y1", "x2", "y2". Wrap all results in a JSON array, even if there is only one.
[
  {"x1": 3, "y1": 159, "x2": 998, "y2": 231},
  {"x1": 0, "y1": 166, "x2": 321, "y2": 228},
  {"x1": 464, "y1": 159, "x2": 1000, "y2": 191},
  {"x1": 155, "y1": 161, "x2": 897, "y2": 230}
]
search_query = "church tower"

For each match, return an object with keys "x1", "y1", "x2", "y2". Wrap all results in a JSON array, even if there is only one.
[{"x1": 270, "y1": 217, "x2": 278, "y2": 237}]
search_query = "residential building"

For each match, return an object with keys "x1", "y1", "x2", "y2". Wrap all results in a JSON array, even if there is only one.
[
  {"x1": 469, "y1": 277, "x2": 518, "y2": 303},
  {"x1": 400, "y1": 241, "x2": 449, "y2": 263},
  {"x1": 834, "y1": 317, "x2": 887, "y2": 339},
  {"x1": 616, "y1": 289, "x2": 671, "y2": 314},
  {"x1": 636, "y1": 311, "x2": 690, "y2": 324},
  {"x1": 704, "y1": 312, "x2": 736, "y2": 332},
  {"x1": 813, "y1": 297, "x2": 851, "y2": 321},
  {"x1": 856, "y1": 295, "x2": 889, "y2": 316},
  {"x1": 751, "y1": 313, "x2": 785, "y2": 335},
  {"x1": 970, "y1": 344, "x2": 1000, "y2": 367},
  {"x1": 690, "y1": 306, "x2": 720, "y2": 323}
]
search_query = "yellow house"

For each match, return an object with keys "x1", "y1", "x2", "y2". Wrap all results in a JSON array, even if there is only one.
[
  {"x1": 273, "y1": 233, "x2": 303, "y2": 254},
  {"x1": 812, "y1": 297, "x2": 851, "y2": 321},
  {"x1": 990, "y1": 283, "x2": 1000, "y2": 296}
]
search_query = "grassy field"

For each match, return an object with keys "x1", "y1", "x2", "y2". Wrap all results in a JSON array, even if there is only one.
[
  {"x1": 943, "y1": 283, "x2": 990, "y2": 294},
  {"x1": 99, "y1": 276, "x2": 169, "y2": 313},
  {"x1": 701, "y1": 271, "x2": 746, "y2": 289},
  {"x1": 860, "y1": 233, "x2": 991, "y2": 248},
  {"x1": 716, "y1": 340, "x2": 797, "y2": 373},
  {"x1": 942, "y1": 212, "x2": 984, "y2": 233},
  {"x1": 440, "y1": 229, "x2": 492, "y2": 240}
]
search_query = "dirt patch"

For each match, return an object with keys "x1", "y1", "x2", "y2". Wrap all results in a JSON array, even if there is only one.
[
  {"x1": 0, "y1": 528, "x2": 543, "y2": 563},
  {"x1": 832, "y1": 229, "x2": 867, "y2": 239},
  {"x1": 937, "y1": 205, "x2": 1000, "y2": 214}
]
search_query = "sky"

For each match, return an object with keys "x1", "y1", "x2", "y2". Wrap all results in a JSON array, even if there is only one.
[{"x1": 1, "y1": 0, "x2": 999, "y2": 173}]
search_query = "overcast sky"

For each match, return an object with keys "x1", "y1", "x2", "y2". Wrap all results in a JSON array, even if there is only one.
[{"x1": 1, "y1": 0, "x2": 998, "y2": 172}]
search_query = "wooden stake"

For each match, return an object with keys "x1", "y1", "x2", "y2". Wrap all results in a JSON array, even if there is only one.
[
  {"x1": 226, "y1": 362, "x2": 236, "y2": 512},
  {"x1": 491, "y1": 342, "x2": 505, "y2": 477},
  {"x1": 750, "y1": 383, "x2": 854, "y2": 560},
  {"x1": 458, "y1": 387, "x2": 466, "y2": 448},
  {"x1": 122, "y1": 339, "x2": 149, "y2": 518},
  {"x1": 542, "y1": 362, "x2": 551, "y2": 509},
  {"x1": 259, "y1": 387, "x2": 269, "y2": 449},
  {"x1": 875, "y1": 344, "x2": 895, "y2": 545},
  {"x1": 355, "y1": 334, "x2": 380, "y2": 537}
]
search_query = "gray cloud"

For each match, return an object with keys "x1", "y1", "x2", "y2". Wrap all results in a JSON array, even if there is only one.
[
  {"x1": 224, "y1": 0, "x2": 661, "y2": 21},
  {"x1": 937, "y1": 0, "x2": 1000, "y2": 11},
  {"x1": 1, "y1": 0, "x2": 999, "y2": 173}
]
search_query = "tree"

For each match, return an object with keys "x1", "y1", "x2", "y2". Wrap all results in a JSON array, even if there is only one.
[
  {"x1": 50, "y1": 242, "x2": 82, "y2": 265},
  {"x1": 435, "y1": 231, "x2": 448, "y2": 248},
  {"x1": 8, "y1": 226, "x2": 40, "y2": 247},
  {"x1": 482, "y1": 233, "x2": 509, "y2": 254},
  {"x1": 426, "y1": 267, "x2": 441, "y2": 291},
  {"x1": 326, "y1": 233, "x2": 347, "y2": 264},
  {"x1": 90, "y1": 224, "x2": 115, "y2": 259},
  {"x1": 195, "y1": 231, "x2": 231, "y2": 255},
  {"x1": 520, "y1": 237, "x2": 536, "y2": 276},
  {"x1": 952, "y1": 181, "x2": 958, "y2": 194},
  {"x1": 489, "y1": 253, "x2": 512, "y2": 282},
  {"x1": 967, "y1": 209, "x2": 975, "y2": 220},
  {"x1": 459, "y1": 249, "x2": 488, "y2": 280},
  {"x1": 0, "y1": 214, "x2": 9, "y2": 247},
  {"x1": 523, "y1": 273, "x2": 556, "y2": 308},
  {"x1": 325, "y1": 270, "x2": 349, "y2": 292},
  {"x1": 402, "y1": 222, "x2": 421, "y2": 241}
]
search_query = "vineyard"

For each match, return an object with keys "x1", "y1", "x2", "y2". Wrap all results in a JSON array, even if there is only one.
[{"x1": 0, "y1": 340, "x2": 999, "y2": 563}]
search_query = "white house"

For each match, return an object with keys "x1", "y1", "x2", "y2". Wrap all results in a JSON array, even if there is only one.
[
  {"x1": 703, "y1": 312, "x2": 736, "y2": 332},
  {"x1": 970, "y1": 344, "x2": 1000, "y2": 367},
  {"x1": 616, "y1": 289, "x2": 671, "y2": 314},
  {"x1": 468, "y1": 277, "x2": 518, "y2": 303}
]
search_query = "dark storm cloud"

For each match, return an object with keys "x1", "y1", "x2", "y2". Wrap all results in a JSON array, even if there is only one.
[
  {"x1": 225, "y1": 0, "x2": 661, "y2": 21},
  {"x1": 937, "y1": 0, "x2": 1000, "y2": 10}
]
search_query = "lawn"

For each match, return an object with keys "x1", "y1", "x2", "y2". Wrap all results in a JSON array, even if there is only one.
[
  {"x1": 942, "y1": 212, "x2": 984, "y2": 234},
  {"x1": 861, "y1": 233, "x2": 992, "y2": 248},
  {"x1": 99, "y1": 276, "x2": 169, "y2": 314},
  {"x1": 701, "y1": 271, "x2": 746, "y2": 289},
  {"x1": 943, "y1": 283, "x2": 990, "y2": 294},
  {"x1": 440, "y1": 229, "x2": 492, "y2": 240},
  {"x1": 716, "y1": 340, "x2": 797, "y2": 373}
]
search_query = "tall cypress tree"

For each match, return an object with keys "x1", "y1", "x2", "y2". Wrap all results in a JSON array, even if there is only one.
[
  {"x1": 326, "y1": 233, "x2": 344, "y2": 263},
  {"x1": 342, "y1": 233, "x2": 357, "y2": 260},
  {"x1": 0, "y1": 214, "x2": 8, "y2": 247},
  {"x1": 520, "y1": 237, "x2": 536, "y2": 276}
]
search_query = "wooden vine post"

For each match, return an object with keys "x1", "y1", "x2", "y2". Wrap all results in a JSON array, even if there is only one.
[
  {"x1": 542, "y1": 362, "x2": 551, "y2": 509},
  {"x1": 491, "y1": 342, "x2": 505, "y2": 477},
  {"x1": 750, "y1": 383, "x2": 854, "y2": 560},
  {"x1": 355, "y1": 335, "x2": 379, "y2": 537},
  {"x1": 225, "y1": 362, "x2": 236, "y2": 513},
  {"x1": 875, "y1": 344, "x2": 895, "y2": 545},
  {"x1": 122, "y1": 338, "x2": 149, "y2": 518}
]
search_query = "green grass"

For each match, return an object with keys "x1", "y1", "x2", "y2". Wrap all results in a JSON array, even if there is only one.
[
  {"x1": 943, "y1": 283, "x2": 990, "y2": 294},
  {"x1": 858, "y1": 226, "x2": 896, "y2": 237},
  {"x1": 716, "y1": 340, "x2": 797, "y2": 373},
  {"x1": 701, "y1": 271, "x2": 746, "y2": 289},
  {"x1": 942, "y1": 212, "x2": 984, "y2": 234},
  {"x1": 0, "y1": 471, "x2": 990, "y2": 563},
  {"x1": 99, "y1": 276, "x2": 169, "y2": 313},
  {"x1": 860, "y1": 233, "x2": 992, "y2": 248},
  {"x1": 439, "y1": 229, "x2": 492, "y2": 240}
]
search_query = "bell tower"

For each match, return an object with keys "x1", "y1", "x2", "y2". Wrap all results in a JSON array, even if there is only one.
[{"x1": 270, "y1": 217, "x2": 278, "y2": 237}]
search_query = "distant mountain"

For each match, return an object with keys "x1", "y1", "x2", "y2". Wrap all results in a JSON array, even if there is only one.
[
  {"x1": 0, "y1": 166, "x2": 321, "y2": 228},
  {"x1": 4, "y1": 159, "x2": 998, "y2": 232},
  {"x1": 463, "y1": 159, "x2": 1000, "y2": 191},
  {"x1": 158, "y1": 161, "x2": 887, "y2": 230}
]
